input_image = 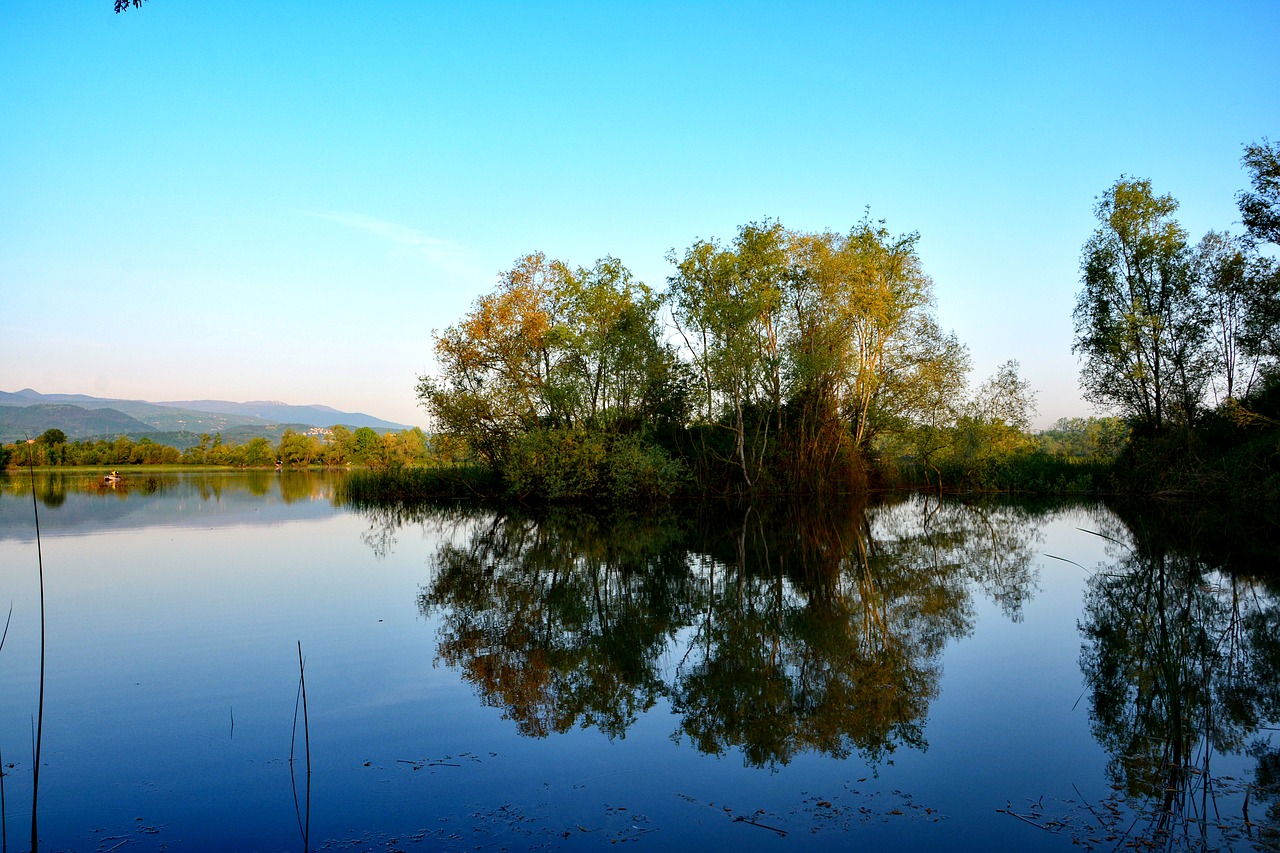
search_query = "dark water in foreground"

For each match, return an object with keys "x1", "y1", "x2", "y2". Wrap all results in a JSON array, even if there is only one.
[{"x1": 0, "y1": 470, "x2": 1276, "y2": 852}]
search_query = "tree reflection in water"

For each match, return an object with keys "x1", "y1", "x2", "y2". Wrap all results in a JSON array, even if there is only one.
[
  {"x1": 425, "y1": 511, "x2": 694, "y2": 739},
  {"x1": 1075, "y1": 507, "x2": 1280, "y2": 849},
  {"x1": 401, "y1": 495, "x2": 1041, "y2": 768}
]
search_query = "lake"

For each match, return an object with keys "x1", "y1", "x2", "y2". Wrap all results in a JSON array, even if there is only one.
[{"x1": 0, "y1": 470, "x2": 1276, "y2": 852}]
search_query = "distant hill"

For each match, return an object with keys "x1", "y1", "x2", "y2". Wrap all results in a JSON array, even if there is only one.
[
  {"x1": 0, "y1": 389, "x2": 273, "y2": 433},
  {"x1": 0, "y1": 389, "x2": 412, "y2": 443},
  {"x1": 153, "y1": 398, "x2": 408, "y2": 431},
  {"x1": 0, "y1": 403, "x2": 157, "y2": 444}
]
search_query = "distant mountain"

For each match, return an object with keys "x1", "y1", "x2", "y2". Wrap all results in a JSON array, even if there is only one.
[
  {"x1": 1, "y1": 389, "x2": 278, "y2": 433},
  {"x1": 1, "y1": 389, "x2": 412, "y2": 442},
  {"x1": 0, "y1": 403, "x2": 157, "y2": 444},
  {"x1": 154, "y1": 398, "x2": 408, "y2": 431}
]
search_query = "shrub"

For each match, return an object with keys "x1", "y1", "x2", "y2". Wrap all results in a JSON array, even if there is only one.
[{"x1": 501, "y1": 428, "x2": 688, "y2": 504}]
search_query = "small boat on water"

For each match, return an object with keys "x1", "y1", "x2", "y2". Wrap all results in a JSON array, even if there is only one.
[{"x1": 104, "y1": 470, "x2": 124, "y2": 483}]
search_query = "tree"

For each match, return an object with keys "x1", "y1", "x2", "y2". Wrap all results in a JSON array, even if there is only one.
[
  {"x1": 667, "y1": 217, "x2": 967, "y2": 491},
  {"x1": 1073, "y1": 178, "x2": 1212, "y2": 431},
  {"x1": 1235, "y1": 140, "x2": 1280, "y2": 375},
  {"x1": 243, "y1": 437, "x2": 274, "y2": 467},
  {"x1": 948, "y1": 360, "x2": 1038, "y2": 479},
  {"x1": 1194, "y1": 231, "x2": 1263, "y2": 401},
  {"x1": 787, "y1": 218, "x2": 945, "y2": 451},
  {"x1": 36, "y1": 428, "x2": 67, "y2": 446},
  {"x1": 667, "y1": 226, "x2": 782, "y2": 488},
  {"x1": 420, "y1": 252, "x2": 683, "y2": 470},
  {"x1": 1238, "y1": 138, "x2": 1280, "y2": 247},
  {"x1": 351, "y1": 426, "x2": 381, "y2": 464},
  {"x1": 419, "y1": 253, "x2": 568, "y2": 463},
  {"x1": 324, "y1": 425, "x2": 353, "y2": 466},
  {"x1": 278, "y1": 429, "x2": 319, "y2": 467},
  {"x1": 550, "y1": 255, "x2": 680, "y2": 429},
  {"x1": 1037, "y1": 416, "x2": 1129, "y2": 460}
]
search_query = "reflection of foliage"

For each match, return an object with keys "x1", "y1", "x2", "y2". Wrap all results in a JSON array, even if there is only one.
[
  {"x1": 670, "y1": 497, "x2": 1041, "y2": 766},
  {"x1": 1078, "y1": 518, "x2": 1280, "y2": 848},
  {"x1": 399, "y1": 495, "x2": 1042, "y2": 768},
  {"x1": 422, "y1": 509, "x2": 694, "y2": 738},
  {"x1": 278, "y1": 470, "x2": 330, "y2": 504},
  {"x1": 0, "y1": 470, "x2": 175, "y2": 503},
  {"x1": 673, "y1": 499, "x2": 938, "y2": 767},
  {"x1": 1, "y1": 469, "x2": 339, "y2": 508},
  {"x1": 1250, "y1": 742, "x2": 1280, "y2": 850}
]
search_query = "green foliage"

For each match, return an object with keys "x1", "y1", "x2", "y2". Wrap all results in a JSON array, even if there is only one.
[
  {"x1": 418, "y1": 252, "x2": 686, "y2": 467},
  {"x1": 664, "y1": 216, "x2": 970, "y2": 493},
  {"x1": 870, "y1": 360, "x2": 1045, "y2": 492},
  {"x1": 1111, "y1": 400, "x2": 1280, "y2": 502},
  {"x1": 1195, "y1": 231, "x2": 1267, "y2": 401},
  {"x1": 1073, "y1": 145, "x2": 1280, "y2": 501},
  {"x1": 277, "y1": 429, "x2": 316, "y2": 466},
  {"x1": 338, "y1": 466, "x2": 500, "y2": 504},
  {"x1": 593, "y1": 433, "x2": 691, "y2": 504},
  {"x1": 1239, "y1": 137, "x2": 1280, "y2": 247},
  {"x1": 1074, "y1": 178, "x2": 1212, "y2": 431},
  {"x1": 417, "y1": 217, "x2": 1000, "y2": 500},
  {"x1": 1037, "y1": 416, "x2": 1130, "y2": 461},
  {"x1": 502, "y1": 428, "x2": 688, "y2": 505},
  {"x1": 36, "y1": 428, "x2": 67, "y2": 446}
]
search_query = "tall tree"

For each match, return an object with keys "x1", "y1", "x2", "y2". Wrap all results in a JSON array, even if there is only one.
[
  {"x1": 667, "y1": 228, "x2": 779, "y2": 487},
  {"x1": 421, "y1": 253, "x2": 682, "y2": 467},
  {"x1": 1073, "y1": 178, "x2": 1211, "y2": 431},
  {"x1": 1235, "y1": 140, "x2": 1280, "y2": 373},
  {"x1": 1194, "y1": 231, "x2": 1261, "y2": 401},
  {"x1": 1238, "y1": 138, "x2": 1280, "y2": 247},
  {"x1": 418, "y1": 253, "x2": 564, "y2": 463}
]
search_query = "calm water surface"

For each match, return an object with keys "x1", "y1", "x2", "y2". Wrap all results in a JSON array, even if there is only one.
[{"x1": 0, "y1": 471, "x2": 1276, "y2": 852}]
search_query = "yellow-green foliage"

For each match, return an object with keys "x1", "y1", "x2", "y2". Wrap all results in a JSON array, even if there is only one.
[{"x1": 502, "y1": 428, "x2": 687, "y2": 504}]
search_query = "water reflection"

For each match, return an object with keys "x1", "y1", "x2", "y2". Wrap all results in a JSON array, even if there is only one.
[
  {"x1": 1075, "y1": 506, "x2": 1280, "y2": 849},
  {"x1": 426, "y1": 511, "x2": 692, "y2": 740},
  {"x1": 0, "y1": 469, "x2": 341, "y2": 503},
  {"x1": 397, "y1": 496, "x2": 1043, "y2": 768},
  {"x1": 0, "y1": 470, "x2": 344, "y2": 541}
]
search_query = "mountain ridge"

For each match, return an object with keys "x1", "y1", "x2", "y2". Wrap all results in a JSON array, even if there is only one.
[{"x1": 1, "y1": 389, "x2": 412, "y2": 443}]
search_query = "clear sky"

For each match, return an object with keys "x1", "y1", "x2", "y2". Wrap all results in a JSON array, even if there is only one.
[{"x1": 2, "y1": 2, "x2": 1276, "y2": 429}]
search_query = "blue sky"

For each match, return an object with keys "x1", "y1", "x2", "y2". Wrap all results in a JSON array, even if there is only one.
[{"x1": 2, "y1": 2, "x2": 1276, "y2": 428}]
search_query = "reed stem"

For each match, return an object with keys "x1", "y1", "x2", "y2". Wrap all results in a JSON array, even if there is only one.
[{"x1": 26, "y1": 444, "x2": 46, "y2": 853}]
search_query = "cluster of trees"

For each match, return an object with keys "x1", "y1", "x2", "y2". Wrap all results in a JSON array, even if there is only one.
[
  {"x1": 419, "y1": 216, "x2": 1038, "y2": 499},
  {"x1": 1074, "y1": 140, "x2": 1280, "y2": 432},
  {"x1": 0, "y1": 426, "x2": 433, "y2": 470},
  {"x1": 1035, "y1": 416, "x2": 1130, "y2": 461},
  {"x1": 1070, "y1": 139, "x2": 1280, "y2": 499},
  {"x1": 418, "y1": 252, "x2": 692, "y2": 500}
]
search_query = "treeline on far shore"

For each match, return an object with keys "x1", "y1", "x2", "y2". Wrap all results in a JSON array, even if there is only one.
[{"x1": 0, "y1": 425, "x2": 433, "y2": 470}]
